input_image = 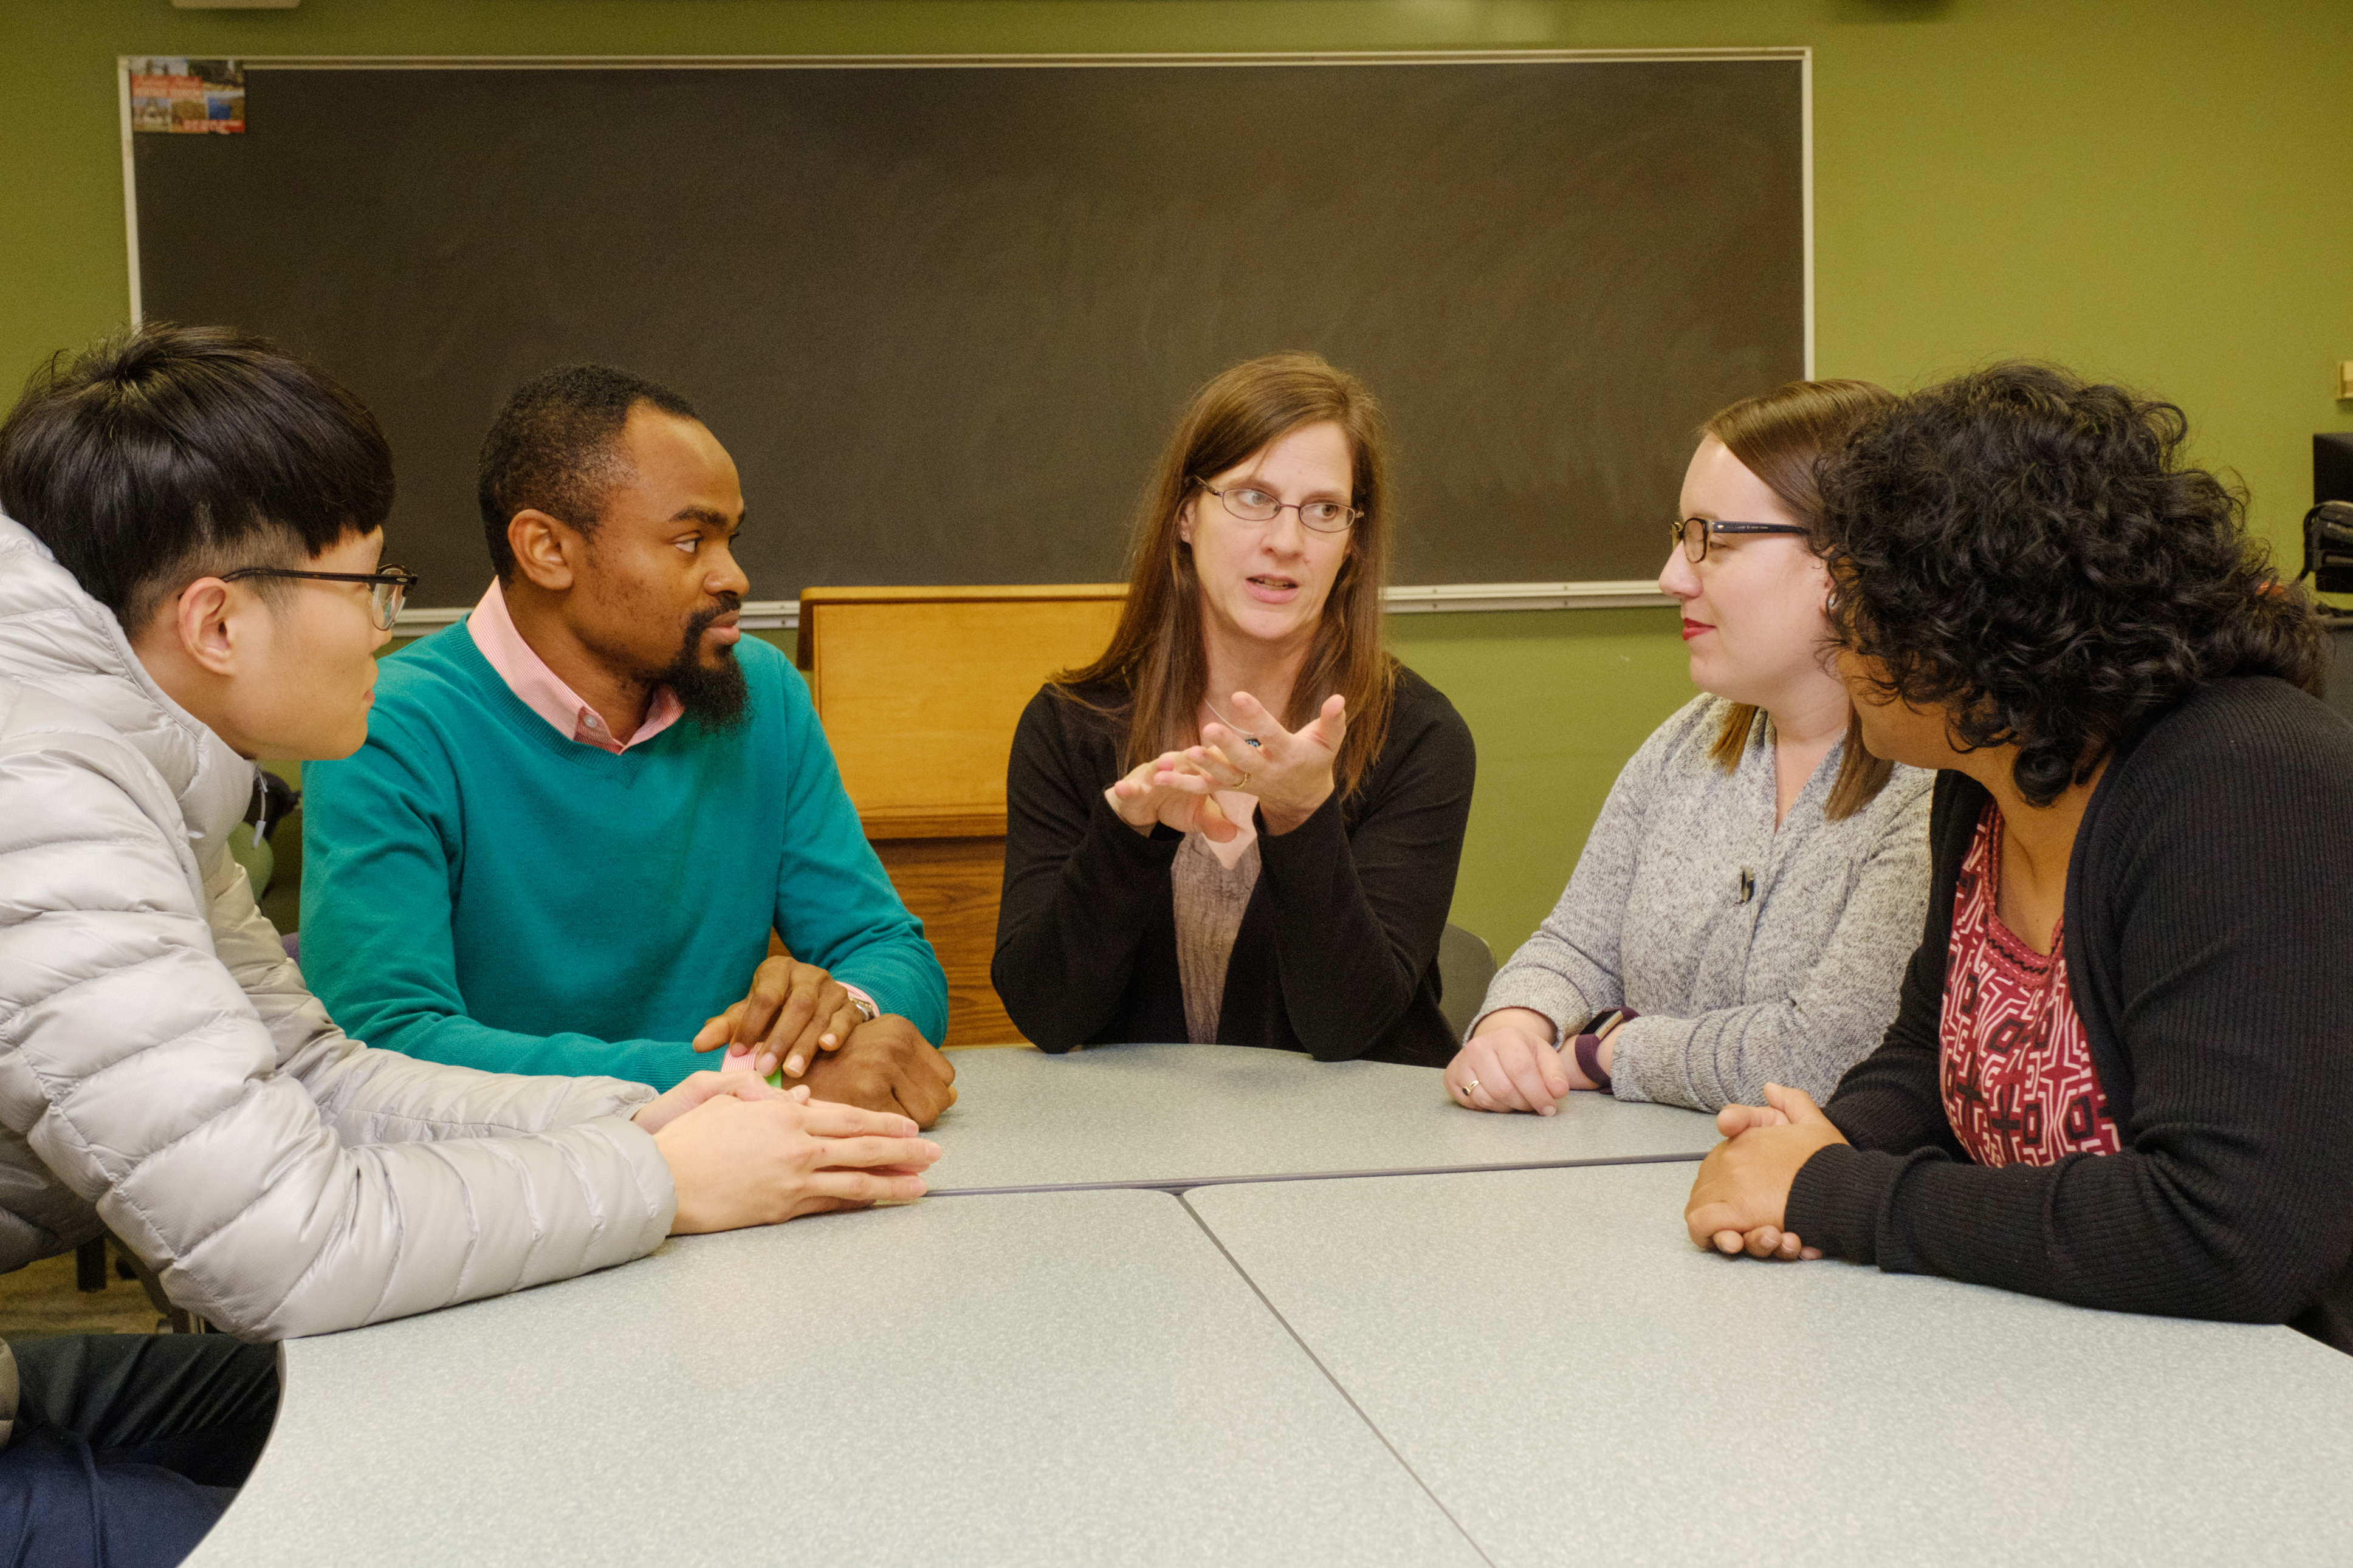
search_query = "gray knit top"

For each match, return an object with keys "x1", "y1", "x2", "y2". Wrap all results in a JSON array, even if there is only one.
[{"x1": 1472, "y1": 695, "x2": 1933, "y2": 1111}]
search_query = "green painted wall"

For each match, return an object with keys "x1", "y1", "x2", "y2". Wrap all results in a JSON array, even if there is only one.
[{"x1": 7, "y1": 0, "x2": 2349, "y2": 949}]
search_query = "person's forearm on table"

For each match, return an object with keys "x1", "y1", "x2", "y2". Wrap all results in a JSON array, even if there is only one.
[{"x1": 367, "y1": 1005, "x2": 704, "y2": 1092}]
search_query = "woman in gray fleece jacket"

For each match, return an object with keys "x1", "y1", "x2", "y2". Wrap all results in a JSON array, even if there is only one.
[{"x1": 1449, "y1": 381, "x2": 1932, "y2": 1115}]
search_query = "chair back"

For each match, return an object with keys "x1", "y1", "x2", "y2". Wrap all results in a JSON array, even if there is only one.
[{"x1": 1435, "y1": 922, "x2": 1497, "y2": 1041}]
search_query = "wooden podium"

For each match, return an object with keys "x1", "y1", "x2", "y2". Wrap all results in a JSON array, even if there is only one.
[{"x1": 797, "y1": 586, "x2": 1126, "y2": 1046}]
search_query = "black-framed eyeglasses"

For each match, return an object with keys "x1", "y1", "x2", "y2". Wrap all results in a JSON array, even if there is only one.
[
  {"x1": 219, "y1": 564, "x2": 421, "y2": 631},
  {"x1": 1670, "y1": 517, "x2": 1810, "y2": 564},
  {"x1": 1198, "y1": 481, "x2": 1361, "y2": 534}
]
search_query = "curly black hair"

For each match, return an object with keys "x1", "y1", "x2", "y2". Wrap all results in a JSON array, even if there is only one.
[{"x1": 1813, "y1": 362, "x2": 2327, "y2": 807}]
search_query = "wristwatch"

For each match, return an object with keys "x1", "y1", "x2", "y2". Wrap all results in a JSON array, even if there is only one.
[{"x1": 1568, "y1": 1007, "x2": 1638, "y2": 1093}]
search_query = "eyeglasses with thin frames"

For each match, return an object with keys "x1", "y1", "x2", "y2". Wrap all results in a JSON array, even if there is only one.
[
  {"x1": 218, "y1": 564, "x2": 421, "y2": 631},
  {"x1": 1670, "y1": 517, "x2": 1810, "y2": 564},
  {"x1": 1198, "y1": 481, "x2": 1361, "y2": 534}
]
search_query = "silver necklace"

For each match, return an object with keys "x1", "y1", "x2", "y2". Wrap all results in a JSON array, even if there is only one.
[{"x1": 1203, "y1": 696, "x2": 1263, "y2": 748}]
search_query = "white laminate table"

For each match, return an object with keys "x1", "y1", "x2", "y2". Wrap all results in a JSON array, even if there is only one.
[
  {"x1": 190, "y1": 1189, "x2": 1486, "y2": 1568},
  {"x1": 926, "y1": 1042, "x2": 1718, "y2": 1192},
  {"x1": 1186, "y1": 1163, "x2": 2353, "y2": 1567}
]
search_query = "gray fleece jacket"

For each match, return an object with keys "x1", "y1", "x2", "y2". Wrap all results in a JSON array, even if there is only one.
[{"x1": 1474, "y1": 696, "x2": 1932, "y2": 1111}]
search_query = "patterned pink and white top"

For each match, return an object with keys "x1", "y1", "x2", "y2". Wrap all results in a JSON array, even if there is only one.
[{"x1": 1937, "y1": 802, "x2": 2123, "y2": 1166}]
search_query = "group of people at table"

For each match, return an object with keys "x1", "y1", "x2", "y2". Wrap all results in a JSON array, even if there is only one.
[{"x1": 1, "y1": 322, "x2": 2349, "y2": 1564}]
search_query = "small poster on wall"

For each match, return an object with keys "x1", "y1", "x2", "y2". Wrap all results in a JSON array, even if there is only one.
[{"x1": 129, "y1": 58, "x2": 245, "y2": 134}]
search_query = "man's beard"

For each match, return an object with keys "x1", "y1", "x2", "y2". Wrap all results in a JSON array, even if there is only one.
[{"x1": 658, "y1": 597, "x2": 750, "y2": 732}]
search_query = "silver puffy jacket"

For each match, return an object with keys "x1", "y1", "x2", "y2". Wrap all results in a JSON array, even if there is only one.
[{"x1": 0, "y1": 514, "x2": 676, "y2": 1340}]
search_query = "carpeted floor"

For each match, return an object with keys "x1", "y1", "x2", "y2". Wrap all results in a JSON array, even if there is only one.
[{"x1": 0, "y1": 1247, "x2": 172, "y2": 1340}]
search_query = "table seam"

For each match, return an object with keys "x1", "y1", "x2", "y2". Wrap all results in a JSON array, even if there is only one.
[
  {"x1": 927, "y1": 1149, "x2": 1704, "y2": 1197},
  {"x1": 1174, "y1": 1192, "x2": 1502, "y2": 1568}
]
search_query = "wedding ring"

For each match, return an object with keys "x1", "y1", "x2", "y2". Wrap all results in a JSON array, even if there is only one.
[{"x1": 1238, "y1": 773, "x2": 1254, "y2": 790}]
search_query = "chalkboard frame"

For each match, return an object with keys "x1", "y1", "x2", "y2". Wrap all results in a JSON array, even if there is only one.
[{"x1": 117, "y1": 50, "x2": 1813, "y2": 626}]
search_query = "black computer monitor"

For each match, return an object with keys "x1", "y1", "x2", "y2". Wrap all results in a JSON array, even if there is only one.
[
  {"x1": 2315, "y1": 434, "x2": 2353, "y2": 719},
  {"x1": 2320, "y1": 431, "x2": 2353, "y2": 505},
  {"x1": 2317, "y1": 434, "x2": 2353, "y2": 719},
  {"x1": 2309, "y1": 434, "x2": 2353, "y2": 594}
]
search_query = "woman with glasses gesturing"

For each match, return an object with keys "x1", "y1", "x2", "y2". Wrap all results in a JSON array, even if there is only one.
[
  {"x1": 992, "y1": 352, "x2": 1475, "y2": 1065},
  {"x1": 1448, "y1": 380, "x2": 1933, "y2": 1115}
]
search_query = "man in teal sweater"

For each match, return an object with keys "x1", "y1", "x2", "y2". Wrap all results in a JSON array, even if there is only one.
[{"x1": 301, "y1": 366, "x2": 956, "y2": 1122}]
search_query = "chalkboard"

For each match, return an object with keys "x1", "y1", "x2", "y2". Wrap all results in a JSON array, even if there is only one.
[{"x1": 129, "y1": 54, "x2": 1807, "y2": 609}]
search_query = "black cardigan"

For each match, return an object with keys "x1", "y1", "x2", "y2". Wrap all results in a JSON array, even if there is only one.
[
  {"x1": 992, "y1": 666, "x2": 1475, "y2": 1066},
  {"x1": 1787, "y1": 677, "x2": 2353, "y2": 1351}
]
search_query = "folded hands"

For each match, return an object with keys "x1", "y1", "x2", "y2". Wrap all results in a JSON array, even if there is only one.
[
  {"x1": 690, "y1": 954, "x2": 958, "y2": 1127},
  {"x1": 1682, "y1": 1083, "x2": 1846, "y2": 1261}
]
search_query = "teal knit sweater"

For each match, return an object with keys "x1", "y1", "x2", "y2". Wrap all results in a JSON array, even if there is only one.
[{"x1": 300, "y1": 621, "x2": 946, "y2": 1091}]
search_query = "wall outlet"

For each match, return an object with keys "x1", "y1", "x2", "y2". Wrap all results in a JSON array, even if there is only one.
[{"x1": 2338, "y1": 361, "x2": 2353, "y2": 400}]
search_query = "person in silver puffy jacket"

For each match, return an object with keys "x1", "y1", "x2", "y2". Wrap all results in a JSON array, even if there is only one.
[{"x1": 0, "y1": 324, "x2": 939, "y2": 1566}]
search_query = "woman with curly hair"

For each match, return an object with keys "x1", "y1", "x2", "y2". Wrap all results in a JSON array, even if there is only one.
[
  {"x1": 1685, "y1": 363, "x2": 2353, "y2": 1352},
  {"x1": 1449, "y1": 380, "x2": 1932, "y2": 1115}
]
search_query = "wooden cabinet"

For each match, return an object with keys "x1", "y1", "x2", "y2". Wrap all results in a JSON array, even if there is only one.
[{"x1": 798, "y1": 586, "x2": 1125, "y2": 1046}]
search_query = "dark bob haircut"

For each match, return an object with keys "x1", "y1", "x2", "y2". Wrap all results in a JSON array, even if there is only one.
[
  {"x1": 0, "y1": 321, "x2": 394, "y2": 634},
  {"x1": 1813, "y1": 361, "x2": 2326, "y2": 807},
  {"x1": 476, "y1": 364, "x2": 696, "y2": 583}
]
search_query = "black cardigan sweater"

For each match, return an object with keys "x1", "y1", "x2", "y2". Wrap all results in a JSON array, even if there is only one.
[
  {"x1": 1787, "y1": 677, "x2": 2353, "y2": 1351},
  {"x1": 992, "y1": 666, "x2": 1475, "y2": 1067}
]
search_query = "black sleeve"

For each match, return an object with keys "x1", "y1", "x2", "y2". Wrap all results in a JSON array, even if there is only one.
[
  {"x1": 1788, "y1": 686, "x2": 2353, "y2": 1328},
  {"x1": 1801, "y1": 770, "x2": 1976, "y2": 1160},
  {"x1": 991, "y1": 687, "x2": 1181, "y2": 1051},
  {"x1": 1254, "y1": 676, "x2": 1476, "y2": 1061}
]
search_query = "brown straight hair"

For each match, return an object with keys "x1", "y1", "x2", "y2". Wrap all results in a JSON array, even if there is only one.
[
  {"x1": 1056, "y1": 352, "x2": 1398, "y2": 799},
  {"x1": 1697, "y1": 378, "x2": 1898, "y2": 821}
]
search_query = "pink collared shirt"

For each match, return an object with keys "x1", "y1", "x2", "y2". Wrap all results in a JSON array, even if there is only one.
[
  {"x1": 466, "y1": 578, "x2": 685, "y2": 754},
  {"x1": 467, "y1": 579, "x2": 882, "y2": 1040}
]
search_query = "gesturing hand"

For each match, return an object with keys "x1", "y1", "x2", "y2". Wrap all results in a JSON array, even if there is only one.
[
  {"x1": 1683, "y1": 1083, "x2": 1845, "y2": 1261},
  {"x1": 690, "y1": 956, "x2": 865, "y2": 1080},
  {"x1": 1105, "y1": 751, "x2": 1246, "y2": 843},
  {"x1": 649, "y1": 1077, "x2": 944, "y2": 1234},
  {"x1": 1184, "y1": 690, "x2": 1346, "y2": 836}
]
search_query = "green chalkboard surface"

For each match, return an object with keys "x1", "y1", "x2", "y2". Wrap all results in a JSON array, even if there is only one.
[{"x1": 132, "y1": 55, "x2": 1807, "y2": 608}]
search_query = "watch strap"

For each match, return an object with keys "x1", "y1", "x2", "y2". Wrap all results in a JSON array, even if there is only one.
[
  {"x1": 1570, "y1": 1007, "x2": 1636, "y2": 1093},
  {"x1": 1573, "y1": 1032, "x2": 1613, "y2": 1093}
]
